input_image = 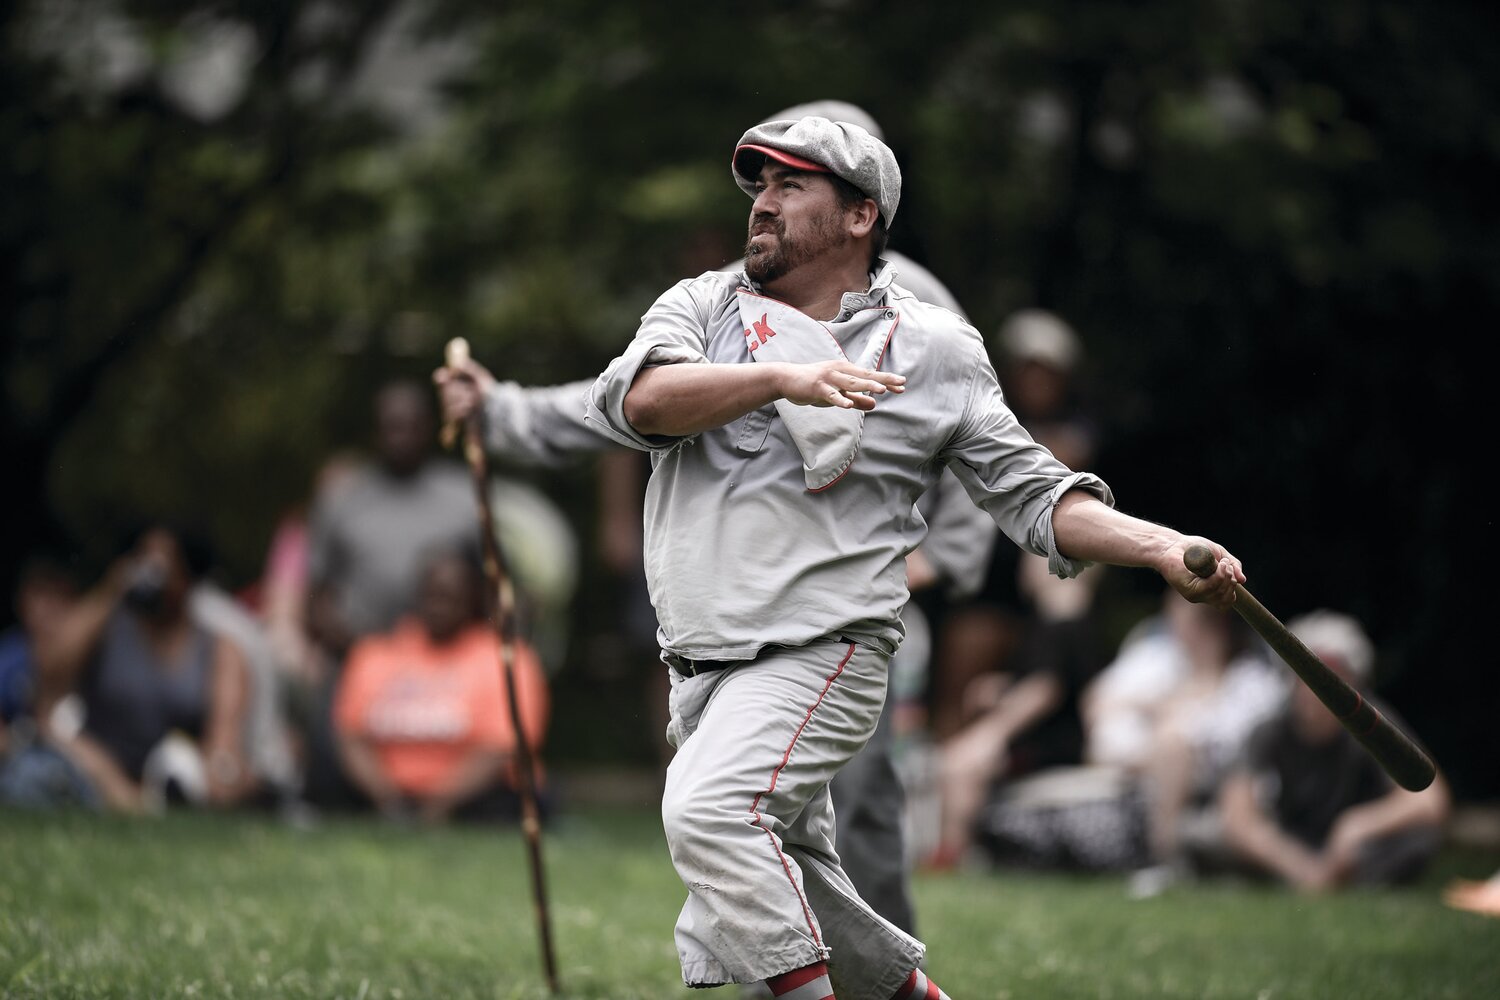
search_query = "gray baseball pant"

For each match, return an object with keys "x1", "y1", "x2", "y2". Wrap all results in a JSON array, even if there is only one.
[
  {"x1": 663, "y1": 636, "x2": 926, "y2": 998},
  {"x1": 828, "y1": 679, "x2": 916, "y2": 935}
]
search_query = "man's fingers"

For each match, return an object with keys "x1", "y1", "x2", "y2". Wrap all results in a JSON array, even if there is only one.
[
  {"x1": 832, "y1": 368, "x2": 905, "y2": 398},
  {"x1": 790, "y1": 363, "x2": 905, "y2": 408},
  {"x1": 851, "y1": 369, "x2": 906, "y2": 391}
]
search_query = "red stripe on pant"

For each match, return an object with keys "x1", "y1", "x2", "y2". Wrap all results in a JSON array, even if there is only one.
[{"x1": 747, "y1": 641, "x2": 858, "y2": 948}]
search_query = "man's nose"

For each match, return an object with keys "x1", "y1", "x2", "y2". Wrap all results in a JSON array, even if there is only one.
[{"x1": 751, "y1": 187, "x2": 779, "y2": 216}]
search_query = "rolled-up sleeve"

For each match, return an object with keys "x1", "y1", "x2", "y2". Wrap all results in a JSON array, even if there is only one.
[
  {"x1": 585, "y1": 277, "x2": 714, "y2": 452},
  {"x1": 482, "y1": 379, "x2": 612, "y2": 467},
  {"x1": 941, "y1": 345, "x2": 1114, "y2": 579}
]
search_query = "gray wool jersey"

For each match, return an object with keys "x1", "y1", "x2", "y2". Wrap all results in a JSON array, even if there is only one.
[
  {"x1": 480, "y1": 248, "x2": 996, "y2": 601},
  {"x1": 481, "y1": 388, "x2": 995, "y2": 601},
  {"x1": 584, "y1": 260, "x2": 1113, "y2": 662}
]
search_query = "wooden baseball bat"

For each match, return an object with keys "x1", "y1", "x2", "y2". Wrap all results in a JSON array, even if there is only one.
[
  {"x1": 1183, "y1": 544, "x2": 1436, "y2": 792},
  {"x1": 444, "y1": 337, "x2": 561, "y2": 993}
]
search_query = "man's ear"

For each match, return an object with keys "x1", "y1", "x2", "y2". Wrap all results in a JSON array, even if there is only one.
[{"x1": 846, "y1": 197, "x2": 879, "y2": 239}]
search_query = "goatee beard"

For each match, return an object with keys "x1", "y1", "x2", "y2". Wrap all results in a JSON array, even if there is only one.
[
  {"x1": 744, "y1": 217, "x2": 789, "y2": 284},
  {"x1": 744, "y1": 240, "x2": 787, "y2": 284},
  {"x1": 743, "y1": 210, "x2": 848, "y2": 285}
]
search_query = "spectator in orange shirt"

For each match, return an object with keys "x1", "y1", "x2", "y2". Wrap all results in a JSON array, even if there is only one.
[{"x1": 333, "y1": 545, "x2": 549, "y2": 824}]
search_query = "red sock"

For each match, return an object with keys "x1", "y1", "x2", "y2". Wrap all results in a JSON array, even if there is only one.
[
  {"x1": 768, "y1": 961, "x2": 835, "y2": 1000},
  {"x1": 891, "y1": 967, "x2": 950, "y2": 1000}
]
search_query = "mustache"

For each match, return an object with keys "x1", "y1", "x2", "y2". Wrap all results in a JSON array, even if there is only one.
[{"x1": 748, "y1": 213, "x2": 783, "y2": 238}]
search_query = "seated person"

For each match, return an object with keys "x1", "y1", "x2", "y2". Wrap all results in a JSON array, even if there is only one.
[
  {"x1": 35, "y1": 524, "x2": 258, "y2": 812},
  {"x1": 1220, "y1": 610, "x2": 1450, "y2": 891},
  {"x1": 929, "y1": 566, "x2": 1109, "y2": 869},
  {"x1": 333, "y1": 546, "x2": 549, "y2": 824},
  {"x1": 1, "y1": 554, "x2": 79, "y2": 755},
  {"x1": 1081, "y1": 588, "x2": 1286, "y2": 875}
]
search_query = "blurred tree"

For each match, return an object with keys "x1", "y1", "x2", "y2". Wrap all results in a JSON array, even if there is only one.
[
  {"x1": 2, "y1": 0, "x2": 1494, "y2": 787},
  {"x1": 3, "y1": 0, "x2": 409, "y2": 576}
]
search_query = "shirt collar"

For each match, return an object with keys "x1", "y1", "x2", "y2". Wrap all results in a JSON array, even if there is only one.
[
  {"x1": 739, "y1": 257, "x2": 898, "y2": 320},
  {"x1": 835, "y1": 257, "x2": 897, "y2": 320}
]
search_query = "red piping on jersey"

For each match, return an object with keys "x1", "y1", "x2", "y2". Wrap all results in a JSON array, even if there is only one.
[{"x1": 806, "y1": 309, "x2": 898, "y2": 492}]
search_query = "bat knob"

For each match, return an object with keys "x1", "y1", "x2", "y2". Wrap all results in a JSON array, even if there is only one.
[
  {"x1": 1183, "y1": 544, "x2": 1218, "y2": 579},
  {"x1": 445, "y1": 336, "x2": 471, "y2": 369}
]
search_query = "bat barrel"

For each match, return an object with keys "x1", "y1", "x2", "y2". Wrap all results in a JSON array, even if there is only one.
[{"x1": 1182, "y1": 545, "x2": 1437, "y2": 792}]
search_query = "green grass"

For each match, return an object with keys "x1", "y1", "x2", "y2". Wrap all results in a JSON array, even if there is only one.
[{"x1": 1, "y1": 805, "x2": 1497, "y2": 999}]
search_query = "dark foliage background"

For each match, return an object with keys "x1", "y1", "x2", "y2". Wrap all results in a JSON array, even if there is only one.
[{"x1": 3, "y1": 1, "x2": 1493, "y2": 794}]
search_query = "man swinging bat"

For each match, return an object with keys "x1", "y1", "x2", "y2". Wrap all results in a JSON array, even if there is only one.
[{"x1": 438, "y1": 115, "x2": 1244, "y2": 1000}]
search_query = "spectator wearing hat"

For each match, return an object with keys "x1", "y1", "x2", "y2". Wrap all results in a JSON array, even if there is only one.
[
  {"x1": 923, "y1": 312, "x2": 1103, "y2": 874},
  {"x1": 928, "y1": 308, "x2": 1104, "y2": 748},
  {"x1": 1219, "y1": 610, "x2": 1451, "y2": 890}
]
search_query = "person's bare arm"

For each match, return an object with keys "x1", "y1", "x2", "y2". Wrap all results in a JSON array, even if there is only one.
[
  {"x1": 203, "y1": 636, "x2": 254, "y2": 806},
  {"x1": 34, "y1": 564, "x2": 127, "y2": 696},
  {"x1": 623, "y1": 361, "x2": 905, "y2": 437},
  {"x1": 1323, "y1": 775, "x2": 1452, "y2": 879},
  {"x1": 950, "y1": 671, "x2": 1064, "y2": 754},
  {"x1": 1051, "y1": 491, "x2": 1241, "y2": 608},
  {"x1": 933, "y1": 671, "x2": 1064, "y2": 860},
  {"x1": 1220, "y1": 771, "x2": 1331, "y2": 890},
  {"x1": 50, "y1": 731, "x2": 144, "y2": 814}
]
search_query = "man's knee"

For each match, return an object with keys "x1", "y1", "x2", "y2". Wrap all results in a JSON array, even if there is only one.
[{"x1": 662, "y1": 779, "x2": 751, "y2": 861}]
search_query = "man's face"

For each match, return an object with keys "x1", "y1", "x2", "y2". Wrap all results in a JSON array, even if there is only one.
[
  {"x1": 744, "y1": 164, "x2": 850, "y2": 285},
  {"x1": 418, "y1": 556, "x2": 477, "y2": 643},
  {"x1": 124, "y1": 529, "x2": 191, "y2": 619},
  {"x1": 375, "y1": 384, "x2": 434, "y2": 476}
]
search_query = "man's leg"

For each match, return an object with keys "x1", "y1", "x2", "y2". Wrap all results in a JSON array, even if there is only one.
[
  {"x1": 828, "y1": 684, "x2": 916, "y2": 935},
  {"x1": 660, "y1": 638, "x2": 924, "y2": 996},
  {"x1": 1351, "y1": 825, "x2": 1444, "y2": 886}
]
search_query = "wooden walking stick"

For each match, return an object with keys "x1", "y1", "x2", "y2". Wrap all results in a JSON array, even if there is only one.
[{"x1": 442, "y1": 336, "x2": 561, "y2": 994}]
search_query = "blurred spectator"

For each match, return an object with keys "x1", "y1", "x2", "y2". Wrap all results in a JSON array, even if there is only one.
[
  {"x1": 1445, "y1": 871, "x2": 1500, "y2": 918},
  {"x1": 306, "y1": 379, "x2": 478, "y2": 657},
  {"x1": 920, "y1": 309, "x2": 1109, "y2": 869},
  {"x1": 191, "y1": 576, "x2": 298, "y2": 806},
  {"x1": 299, "y1": 379, "x2": 479, "y2": 807},
  {"x1": 927, "y1": 309, "x2": 1099, "y2": 742},
  {"x1": 0, "y1": 556, "x2": 81, "y2": 813},
  {"x1": 954, "y1": 591, "x2": 1282, "y2": 879},
  {"x1": 926, "y1": 560, "x2": 1110, "y2": 869},
  {"x1": 1081, "y1": 590, "x2": 1286, "y2": 894},
  {"x1": 24, "y1": 524, "x2": 260, "y2": 813},
  {"x1": 0, "y1": 555, "x2": 79, "y2": 756},
  {"x1": 258, "y1": 451, "x2": 360, "y2": 690},
  {"x1": 332, "y1": 546, "x2": 550, "y2": 824},
  {"x1": 1219, "y1": 610, "x2": 1450, "y2": 891}
]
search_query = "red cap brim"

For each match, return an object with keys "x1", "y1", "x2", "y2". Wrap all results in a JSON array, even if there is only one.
[{"x1": 734, "y1": 143, "x2": 832, "y2": 178}]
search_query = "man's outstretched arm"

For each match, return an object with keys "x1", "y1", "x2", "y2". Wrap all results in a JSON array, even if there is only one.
[
  {"x1": 435, "y1": 365, "x2": 612, "y2": 467},
  {"x1": 1050, "y1": 490, "x2": 1243, "y2": 608}
]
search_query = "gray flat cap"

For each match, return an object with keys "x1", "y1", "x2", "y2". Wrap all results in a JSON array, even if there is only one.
[{"x1": 733, "y1": 116, "x2": 902, "y2": 225}]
